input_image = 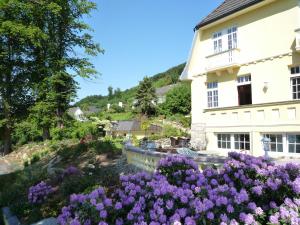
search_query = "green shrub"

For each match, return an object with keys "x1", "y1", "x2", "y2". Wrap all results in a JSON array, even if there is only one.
[
  {"x1": 71, "y1": 122, "x2": 99, "y2": 139},
  {"x1": 60, "y1": 175, "x2": 94, "y2": 196},
  {"x1": 159, "y1": 83, "x2": 191, "y2": 116},
  {"x1": 12, "y1": 121, "x2": 42, "y2": 145},
  {"x1": 30, "y1": 153, "x2": 41, "y2": 164},
  {"x1": 162, "y1": 125, "x2": 187, "y2": 138}
]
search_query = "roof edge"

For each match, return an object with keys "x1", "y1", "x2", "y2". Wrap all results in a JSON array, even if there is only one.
[{"x1": 194, "y1": 0, "x2": 264, "y2": 31}]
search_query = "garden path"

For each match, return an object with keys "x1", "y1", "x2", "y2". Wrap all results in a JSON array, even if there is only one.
[{"x1": 0, "y1": 158, "x2": 22, "y2": 175}]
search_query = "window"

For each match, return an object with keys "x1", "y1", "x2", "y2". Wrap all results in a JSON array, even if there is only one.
[
  {"x1": 212, "y1": 27, "x2": 238, "y2": 54},
  {"x1": 207, "y1": 82, "x2": 218, "y2": 108},
  {"x1": 213, "y1": 32, "x2": 222, "y2": 53},
  {"x1": 263, "y1": 134, "x2": 283, "y2": 152},
  {"x1": 290, "y1": 66, "x2": 300, "y2": 100},
  {"x1": 237, "y1": 75, "x2": 252, "y2": 106},
  {"x1": 228, "y1": 27, "x2": 237, "y2": 50},
  {"x1": 217, "y1": 134, "x2": 231, "y2": 149},
  {"x1": 288, "y1": 134, "x2": 300, "y2": 153},
  {"x1": 234, "y1": 134, "x2": 250, "y2": 150}
]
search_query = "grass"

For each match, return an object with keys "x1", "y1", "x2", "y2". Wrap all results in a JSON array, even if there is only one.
[
  {"x1": 0, "y1": 138, "x2": 124, "y2": 224},
  {"x1": 107, "y1": 112, "x2": 135, "y2": 121}
]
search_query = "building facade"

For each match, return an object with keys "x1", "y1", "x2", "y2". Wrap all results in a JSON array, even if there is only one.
[{"x1": 181, "y1": 0, "x2": 300, "y2": 157}]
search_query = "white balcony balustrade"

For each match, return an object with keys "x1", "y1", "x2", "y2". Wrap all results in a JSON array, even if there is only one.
[{"x1": 206, "y1": 48, "x2": 241, "y2": 74}]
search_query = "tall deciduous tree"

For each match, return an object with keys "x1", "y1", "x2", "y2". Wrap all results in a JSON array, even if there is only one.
[
  {"x1": 45, "y1": 0, "x2": 102, "y2": 129},
  {"x1": 135, "y1": 77, "x2": 157, "y2": 116},
  {"x1": 0, "y1": 0, "x2": 46, "y2": 154}
]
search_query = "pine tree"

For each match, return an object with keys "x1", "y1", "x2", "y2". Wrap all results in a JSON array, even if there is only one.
[{"x1": 135, "y1": 77, "x2": 157, "y2": 116}]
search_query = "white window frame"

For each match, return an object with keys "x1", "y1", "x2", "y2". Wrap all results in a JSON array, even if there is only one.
[
  {"x1": 212, "y1": 26, "x2": 238, "y2": 55},
  {"x1": 213, "y1": 31, "x2": 223, "y2": 54},
  {"x1": 234, "y1": 133, "x2": 251, "y2": 151},
  {"x1": 287, "y1": 134, "x2": 300, "y2": 154},
  {"x1": 216, "y1": 133, "x2": 251, "y2": 151},
  {"x1": 290, "y1": 66, "x2": 300, "y2": 100},
  {"x1": 262, "y1": 134, "x2": 283, "y2": 153},
  {"x1": 227, "y1": 26, "x2": 238, "y2": 50},
  {"x1": 237, "y1": 75, "x2": 251, "y2": 86},
  {"x1": 207, "y1": 82, "x2": 218, "y2": 108},
  {"x1": 217, "y1": 134, "x2": 231, "y2": 149}
]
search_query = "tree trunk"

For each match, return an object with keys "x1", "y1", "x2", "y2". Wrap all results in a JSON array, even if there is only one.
[
  {"x1": 3, "y1": 125, "x2": 12, "y2": 155},
  {"x1": 42, "y1": 127, "x2": 51, "y2": 141},
  {"x1": 56, "y1": 108, "x2": 64, "y2": 129}
]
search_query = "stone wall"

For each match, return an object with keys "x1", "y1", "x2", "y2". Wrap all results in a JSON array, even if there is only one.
[{"x1": 123, "y1": 145, "x2": 225, "y2": 172}]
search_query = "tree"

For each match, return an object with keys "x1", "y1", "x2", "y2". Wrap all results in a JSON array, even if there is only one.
[
  {"x1": 108, "y1": 86, "x2": 114, "y2": 99},
  {"x1": 160, "y1": 83, "x2": 191, "y2": 115},
  {"x1": 135, "y1": 77, "x2": 157, "y2": 116},
  {"x1": 45, "y1": 0, "x2": 102, "y2": 129},
  {"x1": 114, "y1": 88, "x2": 122, "y2": 98},
  {"x1": 0, "y1": 0, "x2": 102, "y2": 153},
  {"x1": 0, "y1": 0, "x2": 46, "y2": 154}
]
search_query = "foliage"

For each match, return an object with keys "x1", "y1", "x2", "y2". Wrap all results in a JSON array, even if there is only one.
[
  {"x1": 162, "y1": 125, "x2": 188, "y2": 138},
  {"x1": 159, "y1": 82, "x2": 191, "y2": 116},
  {"x1": 76, "y1": 64, "x2": 186, "y2": 110},
  {"x1": 0, "y1": 139, "x2": 123, "y2": 224},
  {"x1": 167, "y1": 114, "x2": 191, "y2": 128},
  {"x1": 58, "y1": 153, "x2": 300, "y2": 224},
  {"x1": 0, "y1": 0, "x2": 101, "y2": 153},
  {"x1": 12, "y1": 121, "x2": 42, "y2": 145},
  {"x1": 110, "y1": 104, "x2": 125, "y2": 113},
  {"x1": 135, "y1": 77, "x2": 157, "y2": 116}
]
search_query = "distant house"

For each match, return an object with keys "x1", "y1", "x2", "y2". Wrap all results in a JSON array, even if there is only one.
[
  {"x1": 155, "y1": 84, "x2": 178, "y2": 104},
  {"x1": 68, "y1": 106, "x2": 101, "y2": 122},
  {"x1": 83, "y1": 106, "x2": 101, "y2": 116},
  {"x1": 111, "y1": 120, "x2": 162, "y2": 139}
]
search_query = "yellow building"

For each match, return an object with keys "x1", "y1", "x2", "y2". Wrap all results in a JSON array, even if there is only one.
[{"x1": 181, "y1": 0, "x2": 300, "y2": 157}]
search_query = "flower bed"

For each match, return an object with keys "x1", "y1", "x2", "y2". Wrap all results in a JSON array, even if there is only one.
[{"x1": 57, "y1": 152, "x2": 300, "y2": 225}]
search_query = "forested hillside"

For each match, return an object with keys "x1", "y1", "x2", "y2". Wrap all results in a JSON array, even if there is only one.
[{"x1": 76, "y1": 63, "x2": 186, "y2": 109}]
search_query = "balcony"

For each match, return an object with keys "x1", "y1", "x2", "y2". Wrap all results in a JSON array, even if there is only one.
[
  {"x1": 203, "y1": 100, "x2": 300, "y2": 128},
  {"x1": 295, "y1": 29, "x2": 300, "y2": 52},
  {"x1": 206, "y1": 48, "x2": 241, "y2": 74}
]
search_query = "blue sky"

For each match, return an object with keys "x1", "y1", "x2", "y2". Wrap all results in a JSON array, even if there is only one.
[{"x1": 75, "y1": 0, "x2": 223, "y2": 101}]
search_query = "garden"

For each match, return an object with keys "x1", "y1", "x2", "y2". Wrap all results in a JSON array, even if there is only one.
[{"x1": 22, "y1": 152, "x2": 300, "y2": 225}]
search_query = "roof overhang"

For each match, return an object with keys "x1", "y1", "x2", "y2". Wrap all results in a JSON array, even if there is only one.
[{"x1": 194, "y1": 0, "x2": 276, "y2": 31}]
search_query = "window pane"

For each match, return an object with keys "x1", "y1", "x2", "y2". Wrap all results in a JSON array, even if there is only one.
[
  {"x1": 277, "y1": 135, "x2": 283, "y2": 143},
  {"x1": 245, "y1": 143, "x2": 250, "y2": 150},
  {"x1": 277, "y1": 144, "x2": 283, "y2": 152},
  {"x1": 289, "y1": 144, "x2": 295, "y2": 153},
  {"x1": 218, "y1": 141, "x2": 221, "y2": 148},
  {"x1": 245, "y1": 134, "x2": 250, "y2": 142},
  {"x1": 270, "y1": 144, "x2": 276, "y2": 152},
  {"x1": 296, "y1": 145, "x2": 300, "y2": 153},
  {"x1": 288, "y1": 135, "x2": 296, "y2": 143},
  {"x1": 297, "y1": 145, "x2": 300, "y2": 153},
  {"x1": 222, "y1": 142, "x2": 226, "y2": 149}
]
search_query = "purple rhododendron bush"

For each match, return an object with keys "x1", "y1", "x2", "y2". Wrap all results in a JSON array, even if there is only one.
[{"x1": 58, "y1": 153, "x2": 300, "y2": 225}]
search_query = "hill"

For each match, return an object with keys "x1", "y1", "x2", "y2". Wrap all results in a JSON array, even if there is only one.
[{"x1": 76, "y1": 63, "x2": 186, "y2": 109}]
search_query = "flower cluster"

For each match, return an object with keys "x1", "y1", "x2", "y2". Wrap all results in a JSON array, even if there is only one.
[
  {"x1": 28, "y1": 181, "x2": 54, "y2": 204},
  {"x1": 58, "y1": 152, "x2": 300, "y2": 224},
  {"x1": 63, "y1": 166, "x2": 81, "y2": 177}
]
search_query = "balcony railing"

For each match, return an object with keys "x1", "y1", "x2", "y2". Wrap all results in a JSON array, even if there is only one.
[
  {"x1": 206, "y1": 48, "x2": 241, "y2": 73},
  {"x1": 203, "y1": 100, "x2": 300, "y2": 127}
]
